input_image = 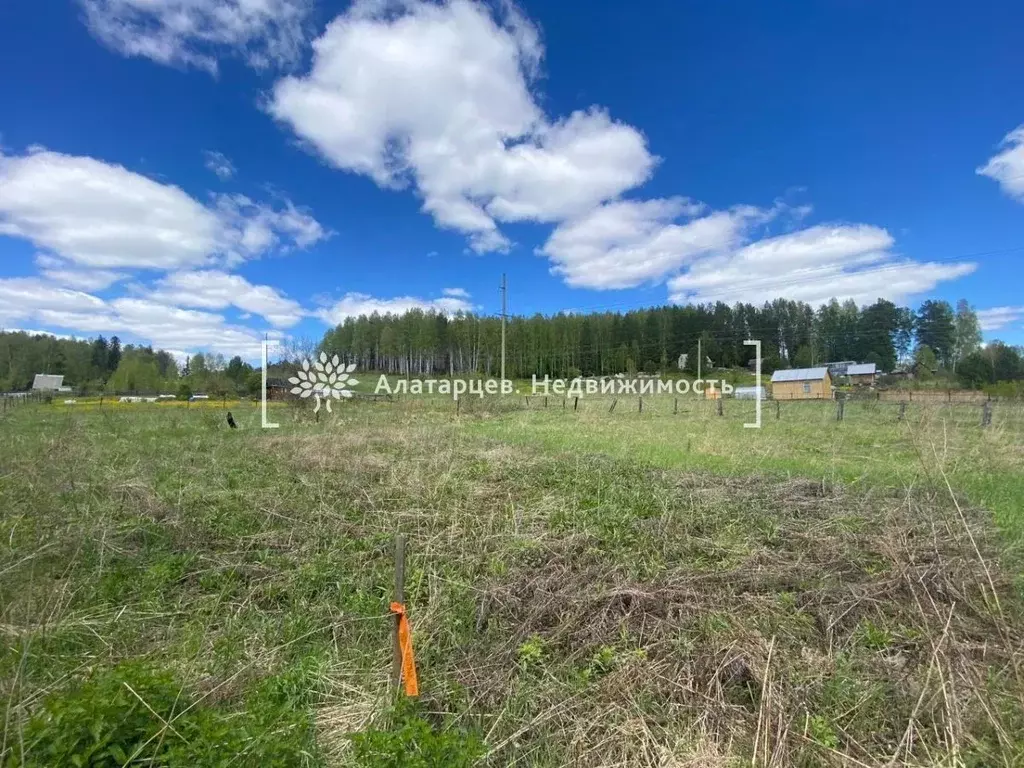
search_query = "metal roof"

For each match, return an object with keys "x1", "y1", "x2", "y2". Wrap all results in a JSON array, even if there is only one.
[
  {"x1": 846, "y1": 363, "x2": 877, "y2": 375},
  {"x1": 770, "y1": 367, "x2": 828, "y2": 382},
  {"x1": 32, "y1": 374, "x2": 64, "y2": 390}
]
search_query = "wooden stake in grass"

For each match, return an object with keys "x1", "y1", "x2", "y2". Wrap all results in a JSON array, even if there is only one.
[
  {"x1": 609, "y1": 398, "x2": 617, "y2": 413},
  {"x1": 898, "y1": 401, "x2": 907, "y2": 422},
  {"x1": 573, "y1": 396, "x2": 578, "y2": 412},
  {"x1": 716, "y1": 397, "x2": 723, "y2": 417},
  {"x1": 391, "y1": 534, "x2": 406, "y2": 693},
  {"x1": 981, "y1": 401, "x2": 992, "y2": 427},
  {"x1": 638, "y1": 397, "x2": 643, "y2": 413},
  {"x1": 775, "y1": 400, "x2": 781, "y2": 420},
  {"x1": 673, "y1": 397, "x2": 678, "y2": 415}
]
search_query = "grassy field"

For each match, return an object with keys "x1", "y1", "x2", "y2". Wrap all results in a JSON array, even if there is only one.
[{"x1": 2, "y1": 395, "x2": 1023, "y2": 766}]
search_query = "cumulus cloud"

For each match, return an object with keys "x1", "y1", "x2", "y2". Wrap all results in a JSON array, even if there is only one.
[
  {"x1": 976, "y1": 306, "x2": 1024, "y2": 332},
  {"x1": 269, "y1": 0, "x2": 654, "y2": 252},
  {"x1": 147, "y1": 270, "x2": 304, "y2": 327},
  {"x1": 540, "y1": 198, "x2": 769, "y2": 289},
  {"x1": 442, "y1": 287, "x2": 470, "y2": 298},
  {"x1": 977, "y1": 125, "x2": 1024, "y2": 201},
  {"x1": 0, "y1": 148, "x2": 328, "y2": 270},
  {"x1": 78, "y1": 0, "x2": 312, "y2": 74},
  {"x1": 204, "y1": 150, "x2": 236, "y2": 180},
  {"x1": 315, "y1": 291, "x2": 474, "y2": 325},
  {"x1": 0, "y1": 277, "x2": 274, "y2": 357},
  {"x1": 666, "y1": 225, "x2": 975, "y2": 306}
]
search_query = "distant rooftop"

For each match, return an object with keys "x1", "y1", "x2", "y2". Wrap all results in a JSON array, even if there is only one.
[
  {"x1": 771, "y1": 367, "x2": 828, "y2": 382},
  {"x1": 32, "y1": 374, "x2": 64, "y2": 391},
  {"x1": 847, "y1": 363, "x2": 877, "y2": 375}
]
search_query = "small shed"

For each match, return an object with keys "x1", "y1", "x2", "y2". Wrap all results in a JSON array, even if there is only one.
[
  {"x1": 770, "y1": 367, "x2": 832, "y2": 400},
  {"x1": 847, "y1": 363, "x2": 877, "y2": 386},
  {"x1": 32, "y1": 374, "x2": 65, "y2": 391},
  {"x1": 734, "y1": 386, "x2": 766, "y2": 400}
]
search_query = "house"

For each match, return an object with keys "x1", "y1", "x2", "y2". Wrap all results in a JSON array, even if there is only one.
[
  {"x1": 770, "y1": 367, "x2": 832, "y2": 400},
  {"x1": 847, "y1": 363, "x2": 877, "y2": 386}
]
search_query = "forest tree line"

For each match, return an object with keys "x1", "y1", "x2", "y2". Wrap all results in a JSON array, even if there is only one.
[
  {"x1": 318, "y1": 297, "x2": 1000, "y2": 381},
  {"x1": 3, "y1": 295, "x2": 1023, "y2": 394},
  {"x1": 0, "y1": 332, "x2": 260, "y2": 396}
]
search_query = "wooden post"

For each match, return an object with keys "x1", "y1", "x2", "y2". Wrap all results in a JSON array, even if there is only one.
[
  {"x1": 544, "y1": 396, "x2": 548, "y2": 408},
  {"x1": 524, "y1": 396, "x2": 529, "y2": 408},
  {"x1": 562, "y1": 397, "x2": 566, "y2": 409},
  {"x1": 391, "y1": 534, "x2": 406, "y2": 693},
  {"x1": 673, "y1": 397, "x2": 678, "y2": 415},
  {"x1": 456, "y1": 397, "x2": 461, "y2": 416},
  {"x1": 609, "y1": 398, "x2": 617, "y2": 413},
  {"x1": 981, "y1": 401, "x2": 992, "y2": 427},
  {"x1": 898, "y1": 401, "x2": 906, "y2": 421},
  {"x1": 716, "y1": 397, "x2": 723, "y2": 417},
  {"x1": 573, "y1": 396, "x2": 579, "y2": 412},
  {"x1": 638, "y1": 397, "x2": 643, "y2": 413},
  {"x1": 836, "y1": 399, "x2": 845, "y2": 422}
]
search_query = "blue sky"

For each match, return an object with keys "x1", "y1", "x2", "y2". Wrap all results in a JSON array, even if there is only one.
[{"x1": 2, "y1": 0, "x2": 1024, "y2": 359}]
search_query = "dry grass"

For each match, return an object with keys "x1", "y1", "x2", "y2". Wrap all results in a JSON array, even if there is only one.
[{"x1": 1, "y1": 400, "x2": 1022, "y2": 766}]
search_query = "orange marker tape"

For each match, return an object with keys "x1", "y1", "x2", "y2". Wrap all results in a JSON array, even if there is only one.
[{"x1": 390, "y1": 602, "x2": 419, "y2": 697}]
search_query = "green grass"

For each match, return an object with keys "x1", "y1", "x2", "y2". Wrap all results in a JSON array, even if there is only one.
[{"x1": 2, "y1": 397, "x2": 1023, "y2": 766}]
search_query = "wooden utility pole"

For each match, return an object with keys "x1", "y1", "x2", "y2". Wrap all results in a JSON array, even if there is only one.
[{"x1": 500, "y1": 274, "x2": 507, "y2": 384}]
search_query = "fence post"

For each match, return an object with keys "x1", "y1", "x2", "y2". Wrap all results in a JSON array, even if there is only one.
[
  {"x1": 775, "y1": 400, "x2": 780, "y2": 420},
  {"x1": 609, "y1": 398, "x2": 617, "y2": 413},
  {"x1": 673, "y1": 397, "x2": 678, "y2": 415},
  {"x1": 456, "y1": 397, "x2": 461, "y2": 416},
  {"x1": 981, "y1": 401, "x2": 992, "y2": 427},
  {"x1": 544, "y1": 396, "x2": 548, "y2": 409},
  {"x1": 898, "y1": 401, "x2": 906, "y2": 422},
  {"x1": 573, "y1": 396, "x2": 579, "y2": 412},
  {"x1": 638, "y1": 397, "x2": 642, "y2": 413},
  {"x1": 391, "y1": 534, "x2": 407, "y2": 693},
  {"x1": 717, "y1": 397, "x2": 723, "y2": 417}
]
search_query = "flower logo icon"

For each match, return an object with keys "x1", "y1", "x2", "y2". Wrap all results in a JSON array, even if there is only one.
[{"x1": 289, "y1": 353, "x2": 358, "y2": 413}]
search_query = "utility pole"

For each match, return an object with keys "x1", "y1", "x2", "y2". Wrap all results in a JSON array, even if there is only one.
[
  {"x1": 500, "y1": 273, "x2": 507, "y2": 383},
  {"x1": 697, "y1": 336, "x2": 702, "y2": 382}
]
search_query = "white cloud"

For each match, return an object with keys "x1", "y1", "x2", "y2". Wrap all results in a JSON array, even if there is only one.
[
  {"x1": 315, "y1": 291, "x2": 474, "y2": 325},
  {"x1": 666, "y1": 225, "x2": 975, "y2": 306},
  {"x1": 977, "y1": 125, "x2": 1024, "y2": 200},
  {"x1": 540, "y1": 198, "x2": 768, "y2": 289},
  {"x1": 204, "y1": 150, "x2": 236, "y2": 180},
  {"x1": 78, "y1": 0, "x2": 312, "y2": 74},
  {"x1": 213, "y1": 193, "x2": 329, "y2": 262},
  {"x1": 147, "y1": 270, "x2": 304, "y2": 327},
  {"x1": 0, "y1": 148, "x2": 327, "y2": 270},
  {"x1": 0, "y1": 277, "x2": 274, "y2": 357},
  {"x1": 442, "y1": 287, "x2": 470, "y2": 298},
  {"x1": 977, "y1": 306, "x2": 1024, "y2": 331},
  {"x1": 39, "y1": 263, "x2": 128, "y2": 291},
  {"x1": 269, "y1": 0, "x2": 654, "y2": 252}
]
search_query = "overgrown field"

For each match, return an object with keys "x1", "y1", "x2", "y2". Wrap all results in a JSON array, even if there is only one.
[{"x1": 2, "y1": 397, "x2": 1023, "y2": 766}]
